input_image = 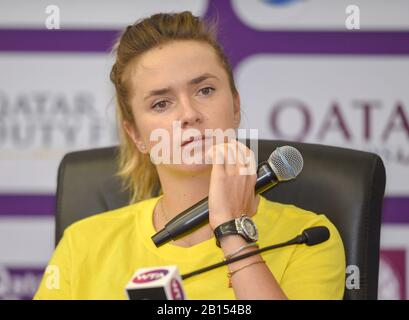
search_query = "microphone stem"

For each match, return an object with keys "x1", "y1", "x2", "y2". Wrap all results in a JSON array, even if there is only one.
[{"x1": 181, "y1": 236, "x2": 302, "y2": 280}]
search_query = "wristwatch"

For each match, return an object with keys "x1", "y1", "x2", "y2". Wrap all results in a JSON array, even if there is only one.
[{"x1": 214, "y1": 214, "x2": 258, "y2": 247}]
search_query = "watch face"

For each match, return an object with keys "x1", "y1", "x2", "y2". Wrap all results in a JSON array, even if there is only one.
[{"x1": 242, "y1": 217, "x2": 258, "y2": 240}]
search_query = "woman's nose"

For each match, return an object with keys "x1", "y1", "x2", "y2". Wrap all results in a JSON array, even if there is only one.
[{"x1": 179, "y1": 99, "x2": 203, "y2": 128}]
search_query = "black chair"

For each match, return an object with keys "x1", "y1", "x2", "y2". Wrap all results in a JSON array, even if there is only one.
[{"x1": 55, "y1": 140, "x2": 386, "y2": 300}]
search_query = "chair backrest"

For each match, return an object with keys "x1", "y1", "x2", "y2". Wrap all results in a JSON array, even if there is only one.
[{"x1": 56, "y1": 140, "x2": 386, "y2": 300}]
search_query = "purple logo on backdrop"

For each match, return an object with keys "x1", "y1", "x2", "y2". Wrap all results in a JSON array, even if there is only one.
[
  {"x1": 132, "y1": 269, "x2": 169, "y2": 284},
  {"x1": 170, "y1": 278, "x2": 185, "y2": 300},
  {"x1": 270, "y1": 99, "x2": 409, "y2": 144},
  {"x1": 378, "y1": 249, "x2": 406, "y2": 300},
  {"x1": 0, "y1": 265, "x2": 43, "y2": 300},
  {"x1": 269, "y1": 99, "x2": 409, "y2": 166},
  {"x1": 262, "y1": 0, "x2": 302, "y2": 5}
]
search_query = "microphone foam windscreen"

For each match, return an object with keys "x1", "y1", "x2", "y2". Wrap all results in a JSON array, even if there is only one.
[{"x1": 303, "y1": 226, "x2": 330, "y2": 246}]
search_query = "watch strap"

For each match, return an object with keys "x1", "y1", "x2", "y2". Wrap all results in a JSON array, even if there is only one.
[{"x1": 214, "y1": 218, "x2": 244, "y2": 247}]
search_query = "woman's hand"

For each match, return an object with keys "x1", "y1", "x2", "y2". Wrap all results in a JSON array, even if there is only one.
[{"x1": 206, "y1": 139, "x2": 259, "y2": 230}]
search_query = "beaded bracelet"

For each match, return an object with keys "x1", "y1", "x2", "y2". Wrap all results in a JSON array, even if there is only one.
[{"x1": 224, "y1": 242, "x2": 259, "y2": 261}]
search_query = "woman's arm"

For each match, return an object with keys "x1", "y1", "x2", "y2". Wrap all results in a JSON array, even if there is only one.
[
  {"x1": 207, "y1": 140, "x2": 288, "y2": 299},
  {"x1": 220, "y1": 235, "x2": 287, "y2": 300}
]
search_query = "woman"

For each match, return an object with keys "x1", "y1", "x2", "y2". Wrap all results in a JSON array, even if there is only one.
[{"x1": 34, "y1": 11, "x2": 345, "y2": 300}]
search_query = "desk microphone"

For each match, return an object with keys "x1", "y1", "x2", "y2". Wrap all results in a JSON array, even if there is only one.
[
  {"x1": 126, "y1": 226, "x2": 329, "y2": 299},
  {"x1": 181, "y1": 226, "x2": 330, "y2": 280}
]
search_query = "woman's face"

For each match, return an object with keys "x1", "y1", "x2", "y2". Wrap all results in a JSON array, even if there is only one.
[{"x1": 123, "y1": 40, "x2": 240, "y2": 173}]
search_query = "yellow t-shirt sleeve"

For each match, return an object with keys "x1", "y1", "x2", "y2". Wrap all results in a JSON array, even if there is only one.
[
  {"x1": 280, "y1": 216, "x2": 346, "y2": 300},
  {"x1": 33, "y1": 229, "x2": 72, "y2": 300}
]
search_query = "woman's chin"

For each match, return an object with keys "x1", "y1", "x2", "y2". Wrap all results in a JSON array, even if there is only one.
[
  {"x1": 165, "y1": 159, "x2": 212, "y2": 175},
  {"x1": 153, "y1": 145, "x2": 214, "y2": 173},
  {"x1": 182, "y1": 161, "x2": 212, "y2": 169}
]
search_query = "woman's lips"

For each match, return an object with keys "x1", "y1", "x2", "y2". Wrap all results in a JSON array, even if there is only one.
[{"x1": 181, "y1": 135, "x2": 210, "y2": 147}]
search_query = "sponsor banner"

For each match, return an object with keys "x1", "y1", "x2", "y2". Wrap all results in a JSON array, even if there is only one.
[
  {"x1": 0, "y1": 265, "x2": 44, "y2": 300},
  {"x1": 232, "y1": 0, "x2": 409, "y2": 31},
  {"x1": 1, "y1": 193, "x2": 409, "y2": 223},
  {"x1": 2, "y1": 0, "x2": 409, "y2": 32},
  {"x1": 0, "y1": 215, "x2": 407, "y2": 300},
  {"x1": 380, "y1": 225, "x2": 409, "y2": 299},
  {"x1": 205, "y1": 1, "x2": 409, "y2": 70},
  {"x1": 1, "y1": 0, "x2": 408, "y2": 300},
  {"x1": 0, "y1": 53, "x2": 118, "y2": 193},
  {"x1": 0, "y1": 216, "x2": 54, "y2": 266},
  {"x1": 1, "y1": 30, "x2": 409, "y2": 57},
  {"x1": 235, "y1": 55, "x2": 409, "y2": 195},
  {"x1": 0, "y1": 195, "x2": 55, "y2": 216},
  {"x1": 2, "y1": 54, "x2": 408, "y2": 194},
  {"x1": 0, "y1": 0, "x2": 208, "y2": 29},
  {"x1": 383, "y1": 197, "x2": 409, "y2": 224},
  {"x1": 379, "y1": 250, "x2": 406, "y2": 300}
]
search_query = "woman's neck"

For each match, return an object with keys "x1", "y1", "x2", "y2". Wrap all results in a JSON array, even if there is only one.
[
  {"x1": 153, "y1": 165, "x2": 261, "y2": 247},
  {"x1": 157, "y1": 166, "x2": 213, "y2": 218},
  {"x1": 152, "y1": 166, "x2": 214, "y2": 247}
]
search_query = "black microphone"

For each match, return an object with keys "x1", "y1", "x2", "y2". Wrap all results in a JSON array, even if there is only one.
[
  {"x1": 297, "y1": 226, "x2": 330, "y2": 246},
  {"x1": 152, "y1": 146, "x2": 304, "y2": 247},
  {"x1": 125, "y1": 227, "x2": 329, "y2": 299},
  {"x1": 181, "y1": 226, "x2": 330, "y2": 280}
]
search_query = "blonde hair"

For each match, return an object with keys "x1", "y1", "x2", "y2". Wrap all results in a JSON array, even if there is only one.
[{"x1": 110, "y1": 11, "x2": 238, "y2": 204}]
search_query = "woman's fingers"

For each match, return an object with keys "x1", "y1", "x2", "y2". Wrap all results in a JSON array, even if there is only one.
[
  {"x1": 206, "y1": 139, "x2": 257, "y2": 178},
  {"x1": 207, "y1": 139, "x2": 256, "y2": 172},
  {"x1": 235, "y1": 140, "x2": 257, "y2": 175},
  {"x1": 206, "y1": 139, "x2": 259, "y2": 229}
]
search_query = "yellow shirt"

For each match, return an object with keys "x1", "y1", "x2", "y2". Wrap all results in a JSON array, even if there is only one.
[{"x1": 34, "y1": 195, "x2": 345, "y2": 300}]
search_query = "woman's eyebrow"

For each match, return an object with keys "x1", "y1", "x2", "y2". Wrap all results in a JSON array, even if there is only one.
[
  {"x1": 143, "y1": 73, "x2": 218, "y2": 101},
  {"x1": 188, "y1": 73, "x2": 218, "y2": 85}
]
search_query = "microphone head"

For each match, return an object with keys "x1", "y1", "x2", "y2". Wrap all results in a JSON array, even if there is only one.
[
  {"x1": 267, "y1": 146, "x2": 303, "y2": 181},
  {"x1": 302, "y1": 226, "x2": 330, "y2": 246}
]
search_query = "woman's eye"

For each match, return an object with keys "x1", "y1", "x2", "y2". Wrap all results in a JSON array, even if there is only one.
[
  {"x1": 152, "y1": 100, "x2": 168, "y2": 111},
  {"x1": 151, "y1": 88, "x2": 214, "y2": 111},
  {"x1": 198, "y1": 87, "x2": 215, "y2": 96}
]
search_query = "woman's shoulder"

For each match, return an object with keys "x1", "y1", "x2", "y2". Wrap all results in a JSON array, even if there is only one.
[{"x1": 258, "y1": 195, "x2": 341, "y2": 238}]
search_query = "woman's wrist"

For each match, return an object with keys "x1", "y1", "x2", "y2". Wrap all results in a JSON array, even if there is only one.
[
  {"x1": 224, "y1": 242, "x2": 259, "y2": 261},
  {"x1": 212, "y1": 213, "x2": 258, "y2": 248},
  {"x1": 219, "y1": 235, "x2": 261, "y2": 263},
  {"x1": 209, "y1": 214, "x2": 239, "y2": 231},
  {"x1": 219, "y1": 235, "x2": 265, "y2": 288}
]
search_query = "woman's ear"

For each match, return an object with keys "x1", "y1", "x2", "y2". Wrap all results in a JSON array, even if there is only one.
[{"x1": 123, "y1": 120, "x2": 148, "y2": 154}]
